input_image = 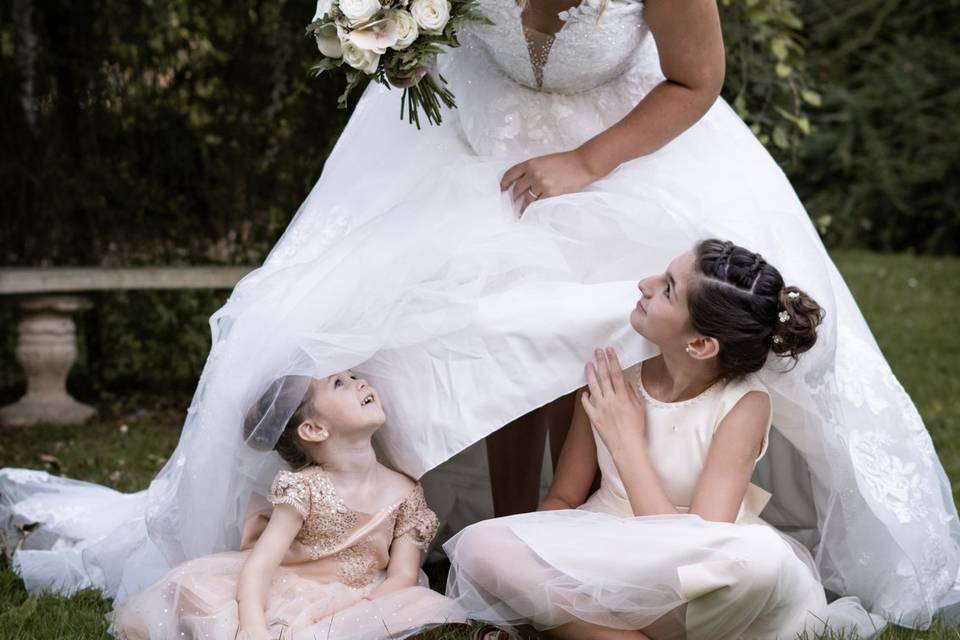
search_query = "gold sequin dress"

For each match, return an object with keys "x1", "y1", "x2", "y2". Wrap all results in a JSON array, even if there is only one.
[{"x1": 111, "y1": 466, "x2": 463, "y2": 639}]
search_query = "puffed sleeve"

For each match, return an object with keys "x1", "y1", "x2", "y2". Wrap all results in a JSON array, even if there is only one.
[
  {"x1": 392, "y1": 483, "x2": 439, "y2": 549},
  {"x1": 268, "y1": 470, "x2": 311, "y2": 519}
]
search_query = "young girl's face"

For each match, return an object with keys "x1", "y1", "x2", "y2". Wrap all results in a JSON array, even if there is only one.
[
  {"x1": 629, "y1": 250, "x2": 697, "y2": 349},
  {"x1": 308, "y1": 370, "x2": 386, "y2": 434}
]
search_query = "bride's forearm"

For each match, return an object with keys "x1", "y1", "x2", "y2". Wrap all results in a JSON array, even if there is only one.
[{"x1": 576, "y1": 79, "x2": 720, "y2": 178}]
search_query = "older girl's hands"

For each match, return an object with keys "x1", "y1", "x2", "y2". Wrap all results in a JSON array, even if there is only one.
[
  {"x1": 581, "y1": 348, "x2": 647, "y2": 452},
  {"x1": 500, "y1": 148, "x2": 601, "y2": 215}
]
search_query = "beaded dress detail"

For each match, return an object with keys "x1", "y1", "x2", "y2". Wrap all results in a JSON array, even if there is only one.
[
  {"x1": 109, "y1": 467, "x2": 455, "y2": 640},
  {"x1": 442, "y1": 0, "x2": 663, "y2": 156}
]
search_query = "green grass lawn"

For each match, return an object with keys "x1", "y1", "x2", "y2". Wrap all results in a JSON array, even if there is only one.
[{"x1": 1, "y1": 249, "x2": 959, "y2": 640}]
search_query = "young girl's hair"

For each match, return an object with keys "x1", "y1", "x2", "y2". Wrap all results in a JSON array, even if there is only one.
[
  {"x1": 243, "y1": 379, "x2": 315, "y2": 468},
  {"x1": 688, "y1": 238, "x2": 824, "y2": 379}
]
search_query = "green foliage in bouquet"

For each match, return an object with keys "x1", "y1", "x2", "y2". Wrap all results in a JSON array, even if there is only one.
[
  {"x1": 306, "y1": 0, "x2": 489, "y2": 128},
  {"x1": 718, "y1": 0, "x2": 819, "y2": 164}
]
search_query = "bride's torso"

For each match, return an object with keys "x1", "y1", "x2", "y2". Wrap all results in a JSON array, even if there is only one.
[
  {"x1": 442, "y1": 0, "x2": 665, "y2": 157},
  {"x1": 466, "y1": 0, "x2": 649, "y2": 93}
]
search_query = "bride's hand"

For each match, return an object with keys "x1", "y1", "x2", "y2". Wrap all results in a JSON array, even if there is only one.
[
  {"x1": 581, "y1": 348, "x2": 647, "y2": 452},
  {"x1": 500, "y1": 148, "x2": 601, "y2": 215}
]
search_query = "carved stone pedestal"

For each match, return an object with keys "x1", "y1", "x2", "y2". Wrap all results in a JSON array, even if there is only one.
[{"x1": 0, "y1": 295, "x2": 95, "y2": 427}]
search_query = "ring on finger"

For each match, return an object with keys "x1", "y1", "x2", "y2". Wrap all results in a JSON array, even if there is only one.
[{"x1": 528, "y1": 189, "x2": 541, "y2": 200}]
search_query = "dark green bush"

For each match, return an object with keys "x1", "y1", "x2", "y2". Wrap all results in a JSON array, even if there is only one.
[
  {"x1": 720, "y1": 0, "x2": 819, "y2": 163},
  {"x1": 0, "y1": 0, "x2": 347, "y2": 267},
  {"x1": 792, "y1": 0, "x2": 960, "y2": 253}
]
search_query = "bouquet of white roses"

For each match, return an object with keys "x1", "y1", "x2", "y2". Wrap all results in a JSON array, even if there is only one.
[{"x1": 307, "y1": 0, "x2": 486, "y2": 127}]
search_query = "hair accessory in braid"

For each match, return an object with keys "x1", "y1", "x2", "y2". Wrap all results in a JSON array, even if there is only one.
[{"x1": 688, "y1": 238, "x2": 824, "y2": 379}]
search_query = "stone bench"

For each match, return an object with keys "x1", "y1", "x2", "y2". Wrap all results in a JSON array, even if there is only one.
[{"x1": 0, "y1": 267, "x2": 253, "y2": 428}]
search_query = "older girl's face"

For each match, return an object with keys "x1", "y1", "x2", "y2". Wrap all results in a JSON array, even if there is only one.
[
  {"x1": 309, "y1": 370, "x2": 385, "y2": 434},
  {"x1": 629, "y1": 251, "x2": 697, "y2": 349}
]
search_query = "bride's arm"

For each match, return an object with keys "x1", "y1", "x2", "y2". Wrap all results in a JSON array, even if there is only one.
[
  {"x1": 577, "y1": 0, "x2": 726, "y2": 177},
  {"x1": 539, "y1": 388, "x2": 599, "y2": 511},
  {"x1": 502, "y1": 0, "x2": 725, "y2": 212}
]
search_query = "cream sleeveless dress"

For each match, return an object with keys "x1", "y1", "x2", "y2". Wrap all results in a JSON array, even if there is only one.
[{"x1": 444, "y1": 361, "x2": 875, "y2": 639}]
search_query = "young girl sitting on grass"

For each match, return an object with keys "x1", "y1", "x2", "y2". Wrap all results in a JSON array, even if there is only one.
[
  {"x1": 446, "y1": 239, "x2": 879, "y2": 640},
  {"x1": 112, "y1": 371, "x2": 463, "y2": 640}
]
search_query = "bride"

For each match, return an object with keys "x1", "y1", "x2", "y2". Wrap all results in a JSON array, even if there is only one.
[{"x1": 2, "y1": 0, "x2": 958, "y2": 635}]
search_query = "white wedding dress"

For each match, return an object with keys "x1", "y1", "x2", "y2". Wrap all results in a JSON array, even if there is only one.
[{"x1": 2, "y1": 0, "x2": 959, "y2": 634}]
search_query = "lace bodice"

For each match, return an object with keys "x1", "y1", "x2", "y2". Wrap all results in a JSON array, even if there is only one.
[
  {"x1": 268, "y1": 467, "x2": 438, "y2": 588},
  {"x1": 441, "y1": 0, "x2": 664, "y2": 156},
  {"x1": 464, "y1": 0, "x2": 648, "y2": 93}
]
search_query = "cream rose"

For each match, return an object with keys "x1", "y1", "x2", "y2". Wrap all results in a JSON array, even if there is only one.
[
  {"x1": 348, "y1": 18, "x2": 400, "y2": 53},
  {"x1": 314, "y1": 23, "x2": 343, "y2": 58},
  {"x1": 341, "y1": 40, "x2": 381, "y2": 74},
  {"x1": 339, "y1": 0, "x2": 381, "y2": 25},
  {"x1": 387, "y1": 9, "x2": 419, "y2": 50},
  {"x1": 410, "y1": 0, "x2": 449, "y2": 34}
]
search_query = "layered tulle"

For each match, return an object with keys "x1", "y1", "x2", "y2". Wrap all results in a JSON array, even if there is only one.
[
  {"x1": 110, "y1": 550, "x2": 463, "y2": 640},
  {"x1": 445, "y1": 510, "x2": 886, "y2": 640}
]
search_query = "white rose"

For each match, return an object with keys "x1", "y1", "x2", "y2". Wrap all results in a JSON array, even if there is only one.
[
  {"x1": 314, "y1": 23, "x2": 343, "y2": 58},
  {"x1": 312, "y1": 0, "x2": 335, "y2": 20},
  {"x1": 410, "y1": 0, "x2": 449, "y2": 34},
  {"x1": 338, "y1": 0, "x2": 382, "y2": 25},
  {"x1": 348, "y1": 18, "x2": 400, "y2": 53},
  {"x1": 387, "y1": 9, "x2": 418, "y2": 49},
  {"x1": 341, "y1": 40, "x2": 381, "y2": 74}
]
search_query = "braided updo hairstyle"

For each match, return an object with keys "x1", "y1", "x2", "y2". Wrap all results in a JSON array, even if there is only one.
[
  {"x1": 687, "y1": 239, "x2": 824, "y2": 379},
  {"x1": 242, "y1": 379, "x2": 317, "y2": 468}
]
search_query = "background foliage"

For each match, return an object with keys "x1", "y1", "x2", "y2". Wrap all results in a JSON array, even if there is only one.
[
  {"x1": 792, "y1": 0, "x2": 960, "y2": 253},
  {"x1": 0, "y1": 0, "x2": 957, "y2": 396}
]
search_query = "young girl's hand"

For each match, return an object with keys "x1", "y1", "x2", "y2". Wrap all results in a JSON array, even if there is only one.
[{"x1": 581, "y1": 348, "x2": 647, "y2": 452}]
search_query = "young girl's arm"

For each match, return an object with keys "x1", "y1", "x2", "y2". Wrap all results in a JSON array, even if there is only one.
[
  {"x1": 581, "y1": 349, "x2": 677, "y2": 516},
  {"x1": 687, "y1": 391, "x2": 770, "y2": 522},
  {"x1": 365, "y1": 537, "x2": 423, "y2": 599},
  {"x1": 236, "y1": 505, "x2": 303, "y2": 639},
  {"x1": 539, "y1": 388, "x2": 599, "y2": 511}
]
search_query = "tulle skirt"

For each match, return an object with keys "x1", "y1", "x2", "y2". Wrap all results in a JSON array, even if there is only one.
[
  {"x1": 444, "y1": 509, "x2": 884, "y2": 640},
  {"x1": 110, "y1": 551, "x2": 464, "y2": 640}
]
